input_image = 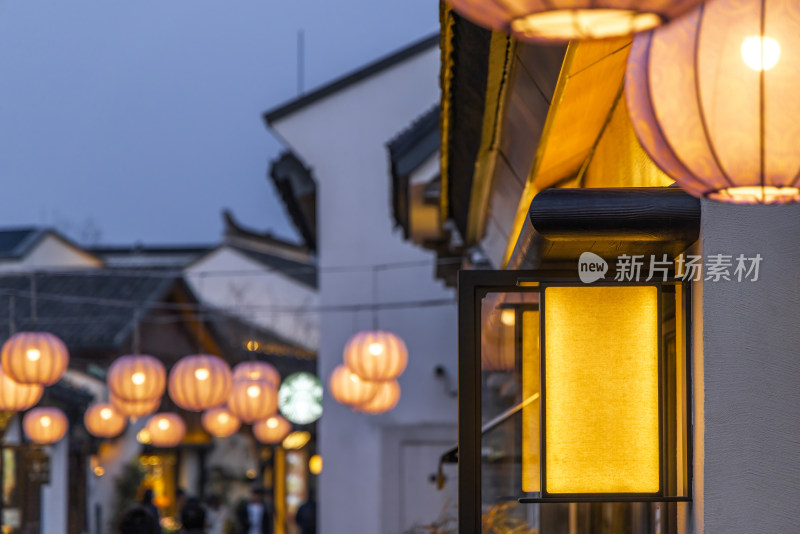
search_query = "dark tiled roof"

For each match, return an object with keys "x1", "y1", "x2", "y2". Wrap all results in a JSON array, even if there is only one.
[
  {"x1": 0, "y1": 228, "x2": 45, "y2": 259},
  {"x1": 388, "y1": 106, "x2": 441, "y2": 235},
  {"x1": 264, "y1": 33, "x2": 439, "y2": 123},
  {"x1": 0, "y1": 272, "x2": 175, "y2": 351},
  {"x1": 270, "y1": 151, "x2": 317, "y2": 252}
]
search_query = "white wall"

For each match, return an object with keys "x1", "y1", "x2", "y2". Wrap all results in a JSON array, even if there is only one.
[
  {"x1": 0, "y1": 233, "x2": 102, "y2": 271},
  {"x1": 185, "y1": 246, "x2": 318, "y2": 350},
  {"x1": 271, "y1": 46, "x2": 458, "y2": 534},
  {"x1": 41, "y1": 439, "x2": 68, "y2": 534},
  {"x1": 699, "y1": 201, "x2": 800, "y2": 532}
]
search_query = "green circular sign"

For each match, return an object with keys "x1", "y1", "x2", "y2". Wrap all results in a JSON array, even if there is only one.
[{"x1": 278, "y1": 372, "x2": 323, "y2": 425}]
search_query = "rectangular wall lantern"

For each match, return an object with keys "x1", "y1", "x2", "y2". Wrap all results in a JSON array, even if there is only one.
[{"x1": 458, "y1": 270, "x2": 691, "y2": 533}]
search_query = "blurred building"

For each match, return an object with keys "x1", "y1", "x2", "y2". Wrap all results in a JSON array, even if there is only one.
[{"x1": 264, "y1": 34, "x2": 459, "y2": 534}]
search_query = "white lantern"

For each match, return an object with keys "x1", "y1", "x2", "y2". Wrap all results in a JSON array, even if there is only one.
[
  {"x1": 23, "y1": 407, "x2": 68, "y2": 444},
  {"x1": 201, "y1": 406, "x2": 241, "y2": 438},
  {"x1": 252, "y1": 415, "x2": 292, "y2": 444},
  {"x1": 0, "y1": 364, "x2": 42, "y2": 412},
  {"x1": 232, "y1": 361, "x2": 281, "y2": 389},
  {"x1": 344, "y1": 330, "x2": 407, "y2": 382},
  {"x1": 168, "y1": 355, "x2": 232, "y2": 412},
  {"x1": 328, "y1": 364, "x2": 378, "y2": 407},
  {"x1": 107, "y1": 355, "x2": 166, "y2": 402},
  {"x1": 227, "y1": 378, "x2": 277, "y2": 423},
  {"x1": 145, "y1": 412, "x2": 186, "y2": 448},
  {"x1": 110, "y1": 393, "x2": 160, "y2": 419},
  {"x1": 1, "y1": 332, "x2": 69, "y2": 386}
]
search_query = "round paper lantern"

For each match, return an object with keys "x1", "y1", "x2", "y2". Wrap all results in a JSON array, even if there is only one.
[
  {"x1": 201, "y1": 406, "x2": 241, "y2": 438},
  {"x1": 232, "y1": 361, "x2": 280, "y2": 389},
  {"x1": 343, "y1": 331, "x2": 408, "y2": 382},
  {"x1": 227, "y1": 378, "x2": 277, "y2": 423},
  {"x1": 23, "y1": 407, "x2": 68, "y2": 444},
  {"x1": 357, "y1": 380, "x2": 401, "y2": 415},
  {"x1": 445, "y1": 0, "x2": 703, "y2": 43},
  {"x1": 252, "y1": 415, "x2": 292, "y2": 444},
  {"x1": 168, "y1": 355, "x2": 232, "y2": 412},
  {"x1": 0, "y1": 364, "x2": 43, "y2": 411},
  {"x1": 110, "y1": 393, "x2": 160, "y2": 419},
  {"x1": 145, "y1": 413, "x2": 186, "y2": 448},
  {"x1": 107, "y1": 355, "x2": 166, "y2": 402},
  {"x1": 627, "y1": 0, "x2": 800, "y2": 204},
  {"x1": 84, "y1": 403, "x2": 126, "y2": 438},
  {"x1": 1, "y1": 332, "x2": 69, "y2": 386},
  {"x1": 328, "y1": 364, "x2": 378, "y2": 407}
]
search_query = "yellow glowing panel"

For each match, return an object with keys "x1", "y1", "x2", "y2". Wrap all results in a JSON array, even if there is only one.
[
  {"x1": 544, "y1": 286, "x2": 660, "y2": 494},
  {"x1": 521, "y1": 310, "x2": 540, "y2": 493}
]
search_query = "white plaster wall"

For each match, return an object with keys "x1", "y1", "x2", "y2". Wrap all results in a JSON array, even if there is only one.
[
  {"x1": 0, "y1": 234, "x2": 102, "y2": 271},
  {"x1": 185, "y1": 246, "x2": 318, "y2": 350},
  {"x1": 271, "y1": 46, "x2": 458, "y2": 534},
  {"x1": 700, "y1": 201, "x2": 800, "y2": 532},
  {"x1": 41, "y1": 439, "x2": 68, "y2": 534}
]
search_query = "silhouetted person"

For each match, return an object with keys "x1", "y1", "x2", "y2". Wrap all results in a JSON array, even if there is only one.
[
  {"x1": 236, "y1": 486, "x2": 273, "y2": 534},
  {"x1": 295, "y1": 489, "x2": 317, "y2": 534},
  {"x1": 119, "y1": 505, "x2": 161, "y2": 534},
  {"x1": 181, "y1": 497, "x2": 207, "y2": 534},
  {"x1": 205, "y1": 493, "x2": 229, "y2": 534},
  {"x1": 140, "y1": 489, "x2": 160, "y2": 522}
]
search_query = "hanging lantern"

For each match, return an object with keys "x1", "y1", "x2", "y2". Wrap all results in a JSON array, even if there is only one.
[
  {"x1": 227, "y1": 378, "x2": 278, "y2": 423},
  {"x1": 357, "y1": 380, "x2": 401, "y2": 415},
  {"x1": 232, "y1": 361, "x2": 281, "y2": 389},
  {"x1": 328, "y1": 364, "x2": 378, "y2": 407},
  {"x1": 343, "y1": 331, "x2": 408, "y2": 382},
  {"x1": 168, "y1": 355, "x2": 232, "y2": 412},
  {"x1": 0, "y1": 364, "x2": 43, "y2": 411},
  {"x1": 444, "y1": 0, "x2": 703, "y2": 43},
  {"x1": 107, "y1": 355, "x2": 166, "y2": 402},
  {"x1": 1, "y1": 332, "x2": 69, "y2": 386},
  {"x1": 627, "y1": 0, "x2": 800, "y2": 204},
  {"x1": 84, "y1": 403, "x2": 126, "y2": 438},
  {"x1": 201, "y1": 406, "x2": 241, "y2": 438},
  {"x1": 252, "y1": 415, "x2": 292, "y2": 444},
  {"x1": 145, "y1": 412, "x2": 186, "y2": 448},
  {"x1": 23, "y1": 407, "x2": 68, "y2": 444},
  {"x1": 110, "y1": 392, "x2": 160, "y2": 419}
]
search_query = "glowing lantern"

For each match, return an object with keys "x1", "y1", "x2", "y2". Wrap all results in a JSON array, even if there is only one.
[
  {"x1": 227, "y1": 378, "x2": 277, "y2": 423},
  {"x1": 145, "y1": 413, "x2": 186, "y2": 448},
  {"x1": 232, "y1": 361, "x2": 280, "y2": 389},
  {"x1": 110, "y1": 393, "x2": 160, "y2": 419},
  {"x1": 0, "y1": 364, "x2": 43, "y2": 411},
  {"x1": 444, "y1": 0, "x2": 702, "y2": 43},
  {"x1": 357, "y1": 380, "x2": 401, "y2": 415},
  {"x1": 107, "y1": 355, "x2": 166, "y2": 402},
  {"x1": 201, "y1": 406, "x2": 241, "y2": 438},
  {"x1": 23, "y1": 407, "x2": 68, "y2": 444},
  {"x1": 328, "y1": 364, "x2": 379, "y2": 407},
  {"x1": 309, "y1": 454, "x2": 323, "y2": 475},
  {"x1": 627, "y1": 0, "x2": 800, "y2": 204},
  {"x1": 252, "y1": 415, "x2": 292, "y2": 444},
  {"x1": 1, "y1": 332, "x2": 69, "y2": 386},
  {"x1": 84, "y1": 403, "x2": 126, "y2": 438},
  {"x1": 343, "y1": 331, "x2": 407, "y2": 382},
  {"x1": 168, "y1": 355, "x2": 232, "y2": 412}
]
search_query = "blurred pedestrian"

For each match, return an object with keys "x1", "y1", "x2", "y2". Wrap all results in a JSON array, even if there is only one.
[
  {"x1": 236, "y1": 486, "x2": 273, "y2": 534},
  {"x1": 181, "y1": 497, "x2": 207, "y2": 534},
  {"x1": 295, "y1": 489, "x2": 317, "y2": 534},
  {"x1": 140, "y1": 488, "x2": 160, "y2": 522},
  {"x1": 205, "y1": 493, "x2": 229, "y2": 534},
  {"x1": 119, "y1": 505, "x2": 161, "y2": 534}
]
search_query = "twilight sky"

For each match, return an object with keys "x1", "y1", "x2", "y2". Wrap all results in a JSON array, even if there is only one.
[{"x1": 0, "y1": 0, "x2": 437, "y2": 246}]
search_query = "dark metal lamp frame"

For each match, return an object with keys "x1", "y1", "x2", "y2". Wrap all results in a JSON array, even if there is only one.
[{"x1": 457, "y1": 270, "x2": 693, "y2": 533}]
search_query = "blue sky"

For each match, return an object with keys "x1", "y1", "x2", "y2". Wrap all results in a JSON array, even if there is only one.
[{"x1": 0, "y1": 0, "x2": 438, "y2": 245}]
